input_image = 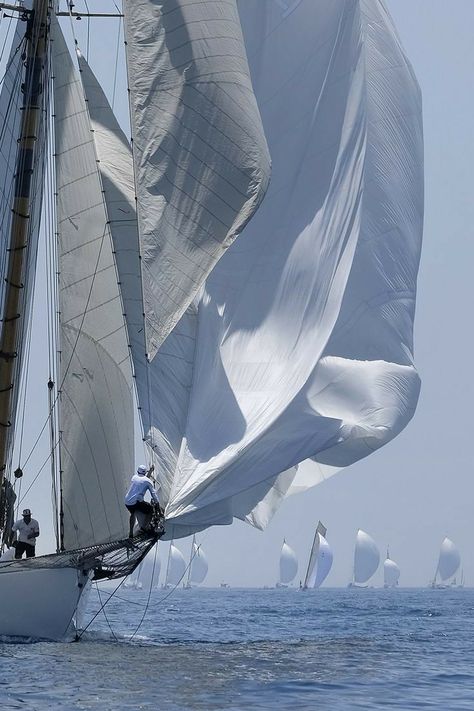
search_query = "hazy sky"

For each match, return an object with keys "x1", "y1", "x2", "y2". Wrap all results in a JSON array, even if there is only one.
[{"x1": 6, "y1": 1, "x2": 474, "y2": 588}]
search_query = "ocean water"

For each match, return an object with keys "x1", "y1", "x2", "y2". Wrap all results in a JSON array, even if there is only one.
[{"x1": 1, "y1": 587, "x2": 474, "y2": 710}]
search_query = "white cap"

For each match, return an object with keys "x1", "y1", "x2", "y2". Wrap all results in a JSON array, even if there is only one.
[{"x1": 137, "y1": 465, "x2": 147, "y2": 475}]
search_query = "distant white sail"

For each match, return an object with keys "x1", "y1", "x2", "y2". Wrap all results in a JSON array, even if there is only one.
[
  {"x1": 166, "y1": 544, "x2": 187, "y2": 586},
  {"x1": 304, "y1": 522, "x2": 333, "y2": 589},
  {"x1": 190, "y1": 542, "x2": 208, "y2": 585},
  {"x1": 383, "y1": 557, "x2": 400, "y2": 587},
  {"x1": 313, "y1": 536, "x2": 334, "y2": 589},
  {"x1": 279, "y1": 541, "x2": 298, "y2": 585},
  {"x1": 136, "y1": 552, "x2": 161, "y2": 590},
  {"x1": 354, "y1": 530, "x2": 380, "y2": 584},
  {"x1": 437, "y1": 538, "x2": 461, "y2": 582}
]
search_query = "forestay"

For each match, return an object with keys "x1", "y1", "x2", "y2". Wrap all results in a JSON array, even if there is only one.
[
  {"x1": 52, "y1": 20, "x2": 134, "y2": 550},
  {"x1": 135, "y1": 0, "x2": 423, "y2": 538}
]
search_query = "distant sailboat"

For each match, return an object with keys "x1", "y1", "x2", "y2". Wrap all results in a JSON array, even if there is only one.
[
  {"x1": 431, "y1": 538, "x2": 461, "y2": 588},
  {"x1": 184, "y1": 536, "x2": 208, "y2": 588},
  {"x1": 350, "y1": 530, "x2": 380, "y2": 587},
  {"x1": 163, "y1": 542, "x2": 186, "y2": 589},
  {"x1": 303, "y1": 522, "x2": 333, "y2": 589},
  {"x1": 277, "y1": 540, "x2": 298, "y2": 588},
  {"x1": 383, "y1": 549, "x2": 400, "y2": 588}
]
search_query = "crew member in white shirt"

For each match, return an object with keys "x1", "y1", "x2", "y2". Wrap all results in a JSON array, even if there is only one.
[
  {"x1": 125, "y1": 465, "x2": 163, "y2": 538},
  {"x1": 12, "y1": 508, "x2": 40, "y2": 559}
]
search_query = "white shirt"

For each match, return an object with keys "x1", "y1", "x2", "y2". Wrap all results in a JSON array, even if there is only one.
[
  {"x1": 124, "y1": 474, "x2": 159, "y2": 506},
  {"x1": 12, "y1": 518, "x2": 40, "y2": 546}
]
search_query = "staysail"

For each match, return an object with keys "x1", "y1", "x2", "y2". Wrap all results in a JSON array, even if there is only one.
[
  {"x1": 354, "y1": 530, "x2": 380, "y2": 584},
  {"x1": 437, "y1": 538, "x2": 461, "y2": 582},
  {"x1": 52, "y1": 20, "x2": 134, "y2": 549},
  {"x1": 279, "y1": 540, "x2": 298, "y2": 585},
  {"x1": 126, "y1": 0, "x2": 424, "y2": 538}
]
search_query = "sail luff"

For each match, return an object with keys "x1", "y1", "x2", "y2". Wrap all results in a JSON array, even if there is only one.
[{"x1": 0, "y1": 0, "x2": 49, "y2": 482}]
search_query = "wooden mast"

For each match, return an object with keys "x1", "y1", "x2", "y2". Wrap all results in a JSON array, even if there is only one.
[{"x1": 0, "y1": 0, "x2": 50, "y2": 483}]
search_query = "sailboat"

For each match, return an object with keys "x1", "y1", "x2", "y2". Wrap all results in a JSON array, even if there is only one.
[
  {"x1": 383, "y1": 549, "x2": 400, "y2": 588},
  {"x1": 349, "y1": 530, "x2": 380, "y2": 587},
  {"x1": 302, "y1": 521, "x2": 333, "y2": 589},
  {"x1": 184, "y1": 535, "x2": 208, "y2": 589},
  {"x1": 163, "y1": 542, "x2": 186, "y2": 589},
  {"x1": 277, "y1": 539, "x2": 298, "y2": 588},
  {"x1": 0, "y1": 0, "x2": 423, "y2": 640},
  {"x1": 431, "y1": 538, "x2": 461, "y2": 589}
]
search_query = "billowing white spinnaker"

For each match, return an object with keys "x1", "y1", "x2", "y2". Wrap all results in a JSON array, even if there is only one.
[
  {"x1": 354, "y1": 530, "x2": 380, "y2": 584},
  {"x1": 437, "y1": 538, "x2": 461, "y2": 582},
  {"x1": 123, "y1": 0, "x2": 270, "y2": 358},
  {"x1": 383, "y1": 558, "x2": 401, "y2": 587},
  {"x1": 279, "y1": 541, "x2": 298, "y2": 585},
  {"x1": 137, "y1": 0, "x2": 423, "y2": 538}
]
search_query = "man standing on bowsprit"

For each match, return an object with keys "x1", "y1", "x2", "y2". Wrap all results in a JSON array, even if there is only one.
[
  {"x1": 125, "y1": 465, "x2": 163, "y2": 538},
  {"x1": 11, "y1": 508, "x2": 40, "y2": 558}
]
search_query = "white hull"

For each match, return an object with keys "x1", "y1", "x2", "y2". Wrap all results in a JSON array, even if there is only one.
[{"x1": 0, "y1": 565, "x2": 90, "y2": 640}]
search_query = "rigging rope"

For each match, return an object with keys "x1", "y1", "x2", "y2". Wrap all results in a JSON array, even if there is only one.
[{"x1": 75, "y1": 534, "x2": 206, "y2": 643}]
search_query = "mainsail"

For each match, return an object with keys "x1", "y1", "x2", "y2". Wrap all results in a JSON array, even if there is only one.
[
  {"x1": 353, "y1": 530, "x2": 380, "y2": 585},
  {"x1": 127, "y1": 0, "x2": 424, "y2": 538},
  {"x1": 279, "y1": 540, "x2": 298, "y2": 585}
]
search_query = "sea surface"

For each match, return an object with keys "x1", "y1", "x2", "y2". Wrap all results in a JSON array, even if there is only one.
[{"x1": 1, "y1": 586, "x2": 474, "y2": 710}]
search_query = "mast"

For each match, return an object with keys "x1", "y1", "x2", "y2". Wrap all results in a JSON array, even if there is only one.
[{"x1": 0, "y1": 0, "x2": 50, "y2": 482}]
